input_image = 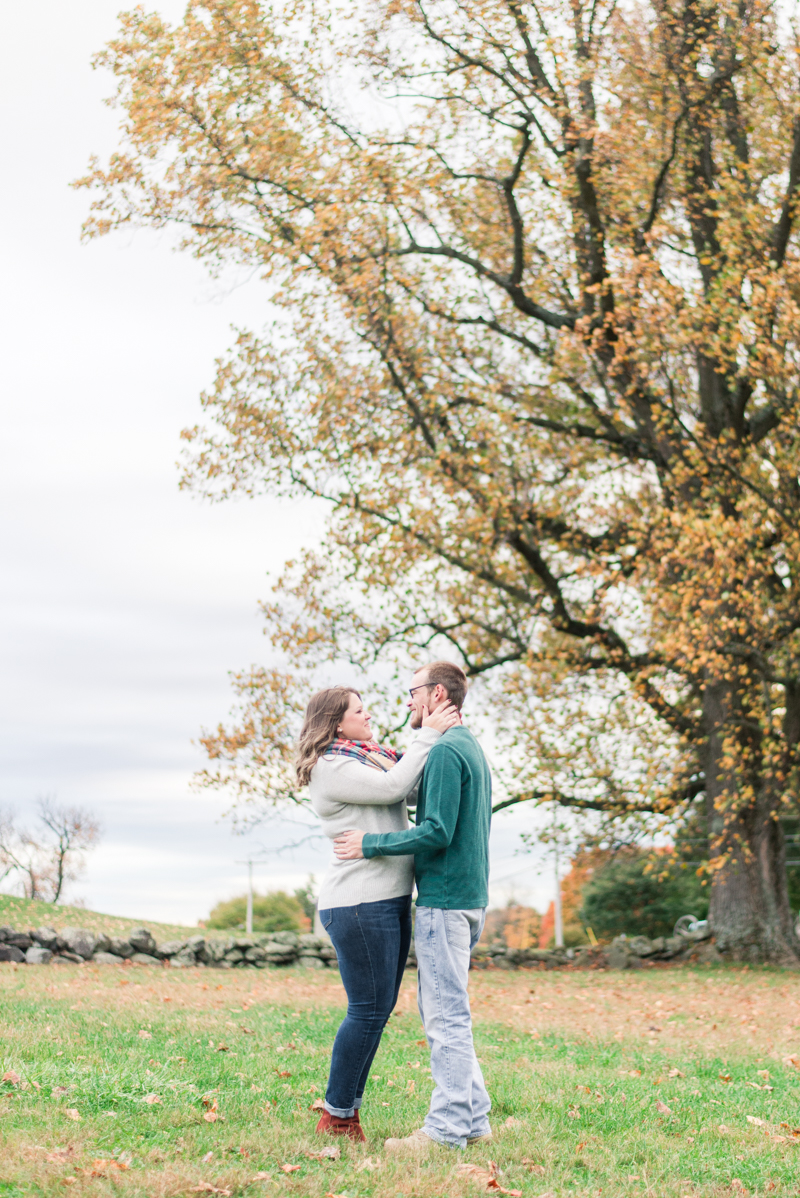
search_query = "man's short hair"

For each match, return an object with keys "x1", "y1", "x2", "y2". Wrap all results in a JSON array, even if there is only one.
[{"x1": 422, "y1": 660, "x2": 468, "y2": 711}]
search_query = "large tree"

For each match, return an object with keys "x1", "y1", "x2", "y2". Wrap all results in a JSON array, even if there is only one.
[{"x1": 80, "y1": 0, "x2": 800, "y2": 962}]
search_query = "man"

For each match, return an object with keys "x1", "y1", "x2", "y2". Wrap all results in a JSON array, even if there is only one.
[{"x1": 333, "y1": 661, "x2": 492, "y2": 1151}]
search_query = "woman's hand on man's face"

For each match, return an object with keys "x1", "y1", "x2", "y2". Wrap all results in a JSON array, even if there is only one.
[
  {"x1": 334, "y1": 829, "x2": 365, "y2": 860},
  {"x1": 421, "y1": 701, "x2": 461, "y2": 734}
]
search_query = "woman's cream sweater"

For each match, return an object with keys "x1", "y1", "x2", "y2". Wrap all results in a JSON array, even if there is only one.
[{"x1": 309, "y1": 727, "x2": 441, "y2": 909}]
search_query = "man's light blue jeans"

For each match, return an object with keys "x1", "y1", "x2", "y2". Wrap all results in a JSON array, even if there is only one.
[{"x1": 414, "y1": 906, "x2": 491, "y2": 1149}]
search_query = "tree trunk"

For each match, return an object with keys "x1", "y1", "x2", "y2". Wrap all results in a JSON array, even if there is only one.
[{"x1": 704, "y1": 681, "x2": 800, "y2": 964}]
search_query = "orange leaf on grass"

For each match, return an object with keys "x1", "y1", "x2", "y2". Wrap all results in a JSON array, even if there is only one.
[
  {"x1": 719, "y1": 1074, "x2": 732, "y2": 1083},
  {"x1": 275, "y1": 1070, "x2": 291, "y2": 1078},
  {"x1": 144, "y1": 1093, "x2": 162, "y2": 1104},
  {"x1": 280, "y1": 1164, "x2": 301, "y2": 1173},
  {"x1": 747, "y1": 1115, "x2": 766, "y2": 1126},
  {"x1": 190, "y1": 1184, "x2": 231, "y2": 1195},
  {"x1": 457, "y1": 1162, "x2": 522, "y2": 1196},
  {"x1": 64, "y1": 1109, "x2": 81, "y2": 1121},
  {"x1": 2, "y1": 1071, "x2": 21, "y2": 1086},
  {"x1": 79, "y1": 1160, "x2": 128, "y2": 1178},
  {"x1": 309, "y1": 1098, "x2": 325, "y2": 1110},
  {"x1": 656, "y1": 1100, "x2": 673, "y2": 1114},
  {"x1": 306, "y1": 1147, "x2": 340, "y2": 1160}
]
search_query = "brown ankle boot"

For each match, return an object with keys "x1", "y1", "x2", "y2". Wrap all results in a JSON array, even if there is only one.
[{"x1": 315, "y1": 1108, "x2": 367, "y2": 1143}]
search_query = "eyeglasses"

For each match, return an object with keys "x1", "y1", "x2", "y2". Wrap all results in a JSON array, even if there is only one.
[{"x1": 408, "y1": 684, "x2": 432, "y2": 699}]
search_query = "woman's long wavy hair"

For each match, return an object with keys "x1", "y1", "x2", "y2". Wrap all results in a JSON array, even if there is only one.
[{"x1": 295, "y1": 686, "x2": 360, "y2": 787}]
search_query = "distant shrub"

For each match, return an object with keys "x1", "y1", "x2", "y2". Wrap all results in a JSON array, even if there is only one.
[
  {"x1": 580, "y1": 850, "x2": 708, "y2": 940},
  {"x1": 206, "y1": 890, "x2": 308, "y2": 933}
]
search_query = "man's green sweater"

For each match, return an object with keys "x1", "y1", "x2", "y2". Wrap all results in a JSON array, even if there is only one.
[{"x1": 361, "y1": 726, "x2": 491, "y2": 909}]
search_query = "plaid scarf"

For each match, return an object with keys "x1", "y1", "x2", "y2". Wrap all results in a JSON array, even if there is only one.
[{"x1": 323, "y1": 738, "x2": 402, "y2": 772}]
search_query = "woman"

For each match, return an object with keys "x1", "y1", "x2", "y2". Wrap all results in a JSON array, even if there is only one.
[{"x1": 298, "y1": 685, "x2": 459, "y2": 1142}]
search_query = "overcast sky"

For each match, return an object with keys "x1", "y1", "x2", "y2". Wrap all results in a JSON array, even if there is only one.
[{"x1": 0, "y1": 2, "x2": 552, "y2": 926}]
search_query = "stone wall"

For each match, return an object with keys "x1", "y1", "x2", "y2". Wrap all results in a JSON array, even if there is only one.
[
  {"x1": 0, "y1": 925, "x2": 337, "y2": 969},
  {"x1": 0, "y1": 922, "x2": 714, "y2": 969}
]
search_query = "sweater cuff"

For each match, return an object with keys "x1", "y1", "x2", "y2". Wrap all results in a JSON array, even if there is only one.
[{"x1": 361, "y1": 833, "x2": 380, "y2": 859}]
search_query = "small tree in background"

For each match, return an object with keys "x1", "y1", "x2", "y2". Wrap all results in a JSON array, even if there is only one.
[
  {"x1": 293, "y1": 876, "x2": 317, "y2": 925},
  {"x1": 0, "y1": 799, "x2": 101, "y2": 903},
  {"x1": 207, "y1": 889, "x2": 309, "y2": 933},
  {"x1": 580, "y1": 849, "x2": 709, "y2": 941}
]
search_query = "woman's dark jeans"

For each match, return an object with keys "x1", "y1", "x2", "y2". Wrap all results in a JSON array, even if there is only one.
[{"x1": 318, "y1": 893, "x2": 412, "y2": 1117}]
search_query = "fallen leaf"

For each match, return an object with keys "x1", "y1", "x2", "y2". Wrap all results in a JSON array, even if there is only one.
[
  {"x1": 280, "y1": 1163, "x2": 301, "y2": 1173},
  {"x1": 457, "y1": 1162, "x2": 523, "y2": 1196},
  {"x1": 306, "y1": 1146, "x2": 340, "y2": 1160},
  {"x1": 355, "y1": 1157, "x2": 381, "y2": 1171},
  {"x1": 626, "y1": 1069, "x2": 642, "y2": 1077},
  {"x1": 51, "y1": 1087, "x2": 71, "y2": 1097},
  {"x1": 251, "y1": 1173, "x2": 272, "y2": 1181},
  {"x1": 138, "y1": 1030, "x2": 152, "y2": 1040},
  {"x1": 46, "y1": 1149, "x2": 75, "y2": 1163},
  {"x1": 783, "y1": 1055, "x2": 800, "y2": 1070},
  {"x1": 719, "y1": 1073, "x2": 732, "y2": 1083},
  {"x1": 416, "y1": 1039, "x2": 427, "y2": 1046},
  {"x1": 216, "y1": 1044, "x2": 230, "y2": 1053},
  {"x1": 64, "y1": 1109, "x2": 81, "y2": 1121},
  {"x1": 241, "y1": 1027, "x2": 255, "y2": 1035},
  {"x1": 309, "y1": 1098, "x2": 326, "y2": 1110},
  {"x1": 275, "y1": 1070, "x2": 291, "y2": 1079},
  {"x1": 144, "y1": 1093, "x2": 162, "y2": 1105},
  {"x1": 757, "y1": 1070, "x2": 770, "y2": 1081},
  {"x1": 504, "y1": 1116, "x2": 522, "y2": 1128},
  {"x1": 202, "y1": 1152, "x2": 214, "y2": 1163},
  {"x1": 656, "y1": 1100, "x2": 673, "y2": 1114},
  {"x1": 324, "y1": 1193, "x2": 348, "y2": 1198},
  {"x1": 203, "y1": 1112, "x2": 218, "y2": 1123},
  {"x1": 1, "y1": 1071, "x2": 21, "y2": 1086},
  {"x1": 668, "y1": 1069, "x2": 685, "y2": 1078},
  {"x1": 746, "y1": 1115, "x2": 766, "y2": 1126},
  {"x1": 80, "y1": 1160, "x2": 128, "y2": 1178},
  {"x1": 567, "y1": 1104, "x2": 580, "y2": 1118},
  {"x1": 190, "y1": 1185, "x2": 231, "y2": 1196}
]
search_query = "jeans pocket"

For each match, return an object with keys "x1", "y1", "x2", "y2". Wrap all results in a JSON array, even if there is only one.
[{"x1": 318, "y1": 908, "x2": 333, "y2": 931}]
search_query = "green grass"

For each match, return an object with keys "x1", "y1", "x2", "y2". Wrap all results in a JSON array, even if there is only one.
[
  {"x1": 0, "y1": 895, "x2": 202, "y2": 940},
  {"x1": 1, "y1": 964, "x2": 800, "y2": 1196}
]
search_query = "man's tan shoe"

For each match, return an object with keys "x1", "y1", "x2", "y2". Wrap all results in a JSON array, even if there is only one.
[
  {"x1": 384, "y1": 1128, "x2": 437, "y2": 1153},
  {"x1": 467, "y1": 1131, "x2": 494, "y2": 1145}
]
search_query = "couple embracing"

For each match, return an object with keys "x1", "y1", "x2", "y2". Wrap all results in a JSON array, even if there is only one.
[{"x1": 295, "y1": 660, "x2": 492, "y2": 1152}]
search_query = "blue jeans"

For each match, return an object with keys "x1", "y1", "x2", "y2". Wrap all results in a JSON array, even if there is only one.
[
  {"x1": 415, "y1": 906, "x2": 492, "y2": 1148},
  {"x1": 318, "y1": 894, "x2": 412, "y2": 1117}
]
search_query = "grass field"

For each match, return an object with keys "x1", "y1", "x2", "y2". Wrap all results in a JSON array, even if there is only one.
[{"x1": 2, "y1": 962, "x2": 800, "y2": 1198}]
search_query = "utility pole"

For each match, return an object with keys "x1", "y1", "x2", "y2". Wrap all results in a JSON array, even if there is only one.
[
  {"x1": 553, "y1": 841, "x2": 564, "y2": 948},
  {"x1": 235, "y1": 859, "x2": 258, "y2": 934}
]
